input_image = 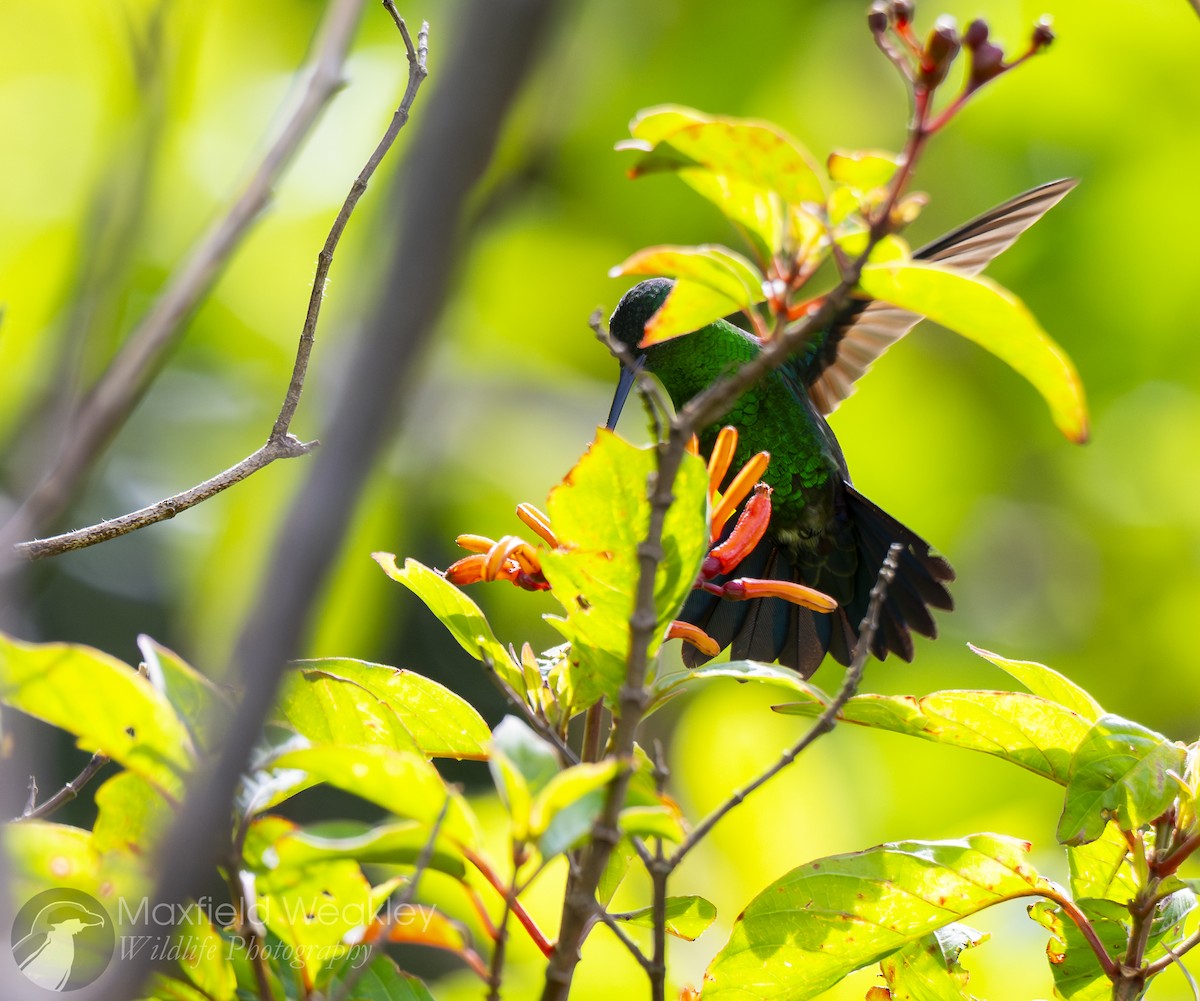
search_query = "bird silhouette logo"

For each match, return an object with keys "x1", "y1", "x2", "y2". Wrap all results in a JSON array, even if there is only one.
[{"x1": 11, "y1": 889, "x2": 114, "y2": 991}]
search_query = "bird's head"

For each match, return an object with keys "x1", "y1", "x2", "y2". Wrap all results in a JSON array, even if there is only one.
[{"x1": 605, "y1": 278, "x2": 674, "y2": 429}]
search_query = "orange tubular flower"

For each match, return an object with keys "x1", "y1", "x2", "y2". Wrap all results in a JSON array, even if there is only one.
[
  {"x1": 444, "y1": 506, "x2": 553, "y2": 593},
  {"x1": 668, "y1": 427, "x2": 837, "y2": 662}
]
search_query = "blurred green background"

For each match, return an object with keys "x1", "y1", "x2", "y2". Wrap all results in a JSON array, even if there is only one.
[{"x1": 3, "y1": 0, "x2": 1200, "y2": 997}]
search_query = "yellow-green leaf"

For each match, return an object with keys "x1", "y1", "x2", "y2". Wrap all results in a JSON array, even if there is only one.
[
  {"x1": 857, "y1": 260, "x2": 1089, "y2": 443},
  {"x1": 0, "y1": 632, "x2": 193, "y2": 796},
  {"x1": 372, "y1": 555, "x2": 523, "y2": 691},
  {"x1": 617, "y1": 895, "x2": 717, "y2": 941}
]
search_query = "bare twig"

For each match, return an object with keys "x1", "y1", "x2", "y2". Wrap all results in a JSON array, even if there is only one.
[
  {"x1": 593, "y1": 905, "x2": 653, "y2": 972},
  {"x1": 9, "y1": 3, "x2": 431, "y2": 564},
  {"x1": 668, "y1": 544, "x2": 900, "y2": 869},
  {"x1": 13, "y1": 436, "x2": 314, "y2": 560},
  {"x1": 13, "y1": 752, "x2": 110, "y2": 822},
  {"x1": 0, "y1": 0, "x2": 367, "y2": 553}
]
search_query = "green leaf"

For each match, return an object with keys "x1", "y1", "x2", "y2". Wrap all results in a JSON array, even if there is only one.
[
  {"x1": 617, "y1": 895, "x2": 718, "y2": 941},
  {"x1": 327, "y1": 955, "x2": 436, "y2": 1001},
  {"x1": 6, "y1": 821, "x2": 144, "y2": 906},
  {"x1": 290, "y1": 659, "x2": 490, "y2": 760},
  {"x1": 252, "y1": 818, "x2": 467, "y2": 881},
  {"x1": 827, "y1": 148, "x2": 901, "y2": 192},
  {"x1": 879, "y1": 923, "x2": 988, "y2": 1001},
  {"x1": 625, "y1": 106, "x2": 826, "y2": 206},
  {"x1": 172, "y1": 904, "x2": 236, "y2": 1001},
  {"x1": 235, "y1": 725, "x2": 319, "y2": 818},
  {"x1": 491, "y1": 716, "x2": 561, "y2": 794},
  {"x1": 276, "y1": 669, "x2": 424, "y2": 755},
  {"x1": 857, "y1": 260, "x2": 1089, "y2": 443},
  {"x1": 92, "y1": 771, "x2": 173, "y2": 857},
  {"x1": 609, "y1": 245, "x2": 765, "y2": 343},
  {"x1": 1029, "y1": 897, "x2": 1125, "y2": 1000},
  {"x1": 598, "y1": 842, "x2": 634, "y2": 908},
  {"x1": 137, "y1": 635, "x2": 230, "y2": 756},
  {"x1": 539, "y1": 431, "x2": 708, "y2": 708},
  {"x1": 776, "y1": 686, "x2": 1091, "y2": 784},
  {"x1": 255, "y1": 858, "x2": 391, "y2": 985},
  {"x1": 673, "y1": 171, "x2": 785, "y2": 260},
  {"x1": 619, "y1": 804, "x2": 685, "y2": 843},
  {"x1": 271, "y1": 745, "x2": 478, "y2": 848},
  {"x1": 649, "y1": 660, "x2": 824, "y2": 716},
  {"x1": 1058, "y1": 715, "x2": 1187, "y2": 845},
  {"x1": 0, "y1": 632, "x2": 193, "y2": 797},
  {"x1": 372, "y1": 555, "x2": 523, "y2": 691},
  {"x1": 1066, "y1": 820, "x2": 1138, "y2": 904},
  {"x1": 531, "y1": 760, "x2": 621, "y2": 858},
  {"x1": 969, "y1": 644, "x2": 1104, "y2": 722},
  {"x1": 703, "y1": 834, "x2": 1055, "y2": 1001}
]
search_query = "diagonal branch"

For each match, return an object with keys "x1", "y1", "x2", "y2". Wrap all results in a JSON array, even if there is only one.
[
  {"x1": 10, "y1": 2, "x2": 429, "y2": 564},
  {"x1": 1, "y1": 0, "x2": 367, "y2": 552},
  {"x1": 668, "y1": 544, "x2": 901, "y2": 869}
]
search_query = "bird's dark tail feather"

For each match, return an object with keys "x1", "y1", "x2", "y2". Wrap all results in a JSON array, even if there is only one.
[{"x1": 678, "y1": 484, "x2": 954, "y2": 678}]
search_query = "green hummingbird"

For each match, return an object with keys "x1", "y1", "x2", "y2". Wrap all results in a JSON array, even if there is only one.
[{"x1": 605, "y1": 179, "x2": 1076, "y2": 677}]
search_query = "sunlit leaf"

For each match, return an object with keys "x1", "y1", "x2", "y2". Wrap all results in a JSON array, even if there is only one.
[
  {"x1": 625, "y1": 106, "x2": 826, "y2": 205},
  {"x1": 272, "y1": 745, "x2": 477, "y2": 848},
  {"x1": 609, "y1": 245, "x2": 765, "y2": 343},
  {"x1": 619, "y1": 804, "x2": 685, "y2": 843},
  {"x1": 857, "y1": 260, "x2": 1089, "y2": 442},
  {"x1": 235, "y1": 725, "x2": 317, "y2": 818},
  {"x1": 276, "y1": 669, "x2": 423, "y2": 755},
  {"x1": 598, "y1": 842, "x2": 633, "y2": 908},
  {"x1": 145, "y1": 976, "x2": 213, "y2": 1001},
  {"x1": 617, "y1": 895, "x2": 718, "y2": 941},
  {"x1": 374, "y1": 905, "x2": 468, "y2": 954},
  {"x1": 6, "y1": 821, "x2": 144, "y2": 907},
  {"x1": 827, "y1": 149, "x2": 901, "y2": 192},
  {"x1": 703, "y1": 834, "x2": 1056, "y2": 1001},
  {"x1": 255, "y1": 858, "x2": 389, "y2": 986},
  {"x1": 776, "y1": 686, "x2": 1091, "y2": 784},
  {"x1": 0, "y1": 632, "x2": 193, "y2": 797},
  {"x1": 290, "y1": 659, "x2": 490, "y2": 760},
  {"x1": 969, "y1": 644, "x2": 1104, "y2": 722},
  {"x1": 172, "y1": 904, "x2": 236, "y2": 1001},
  {"x1": 254, "y1": 818, "x2": 467, "y2": 881},
  {"x1": 1057, "y1": 715, "x2": 1187, "y2": 846},
  {"x1": 137, "y1": 635, "x2": 230, "y2": 756},
  {"x1": 92, "y1": 771, "x2": 173, "y2": 858},
  {"x1": 1066, "y1": 820, "x2": 1137, "y2": 904},
  {"x1": 539, "y1": 431, "x2": 708, "y2": 708},
  {"x1": 1029, "y1": 897, "x2": 1125, "y2": 1000},
  {"x1": 879, "y1": 923, "x2": 988, "y2": 1001},
  {"x1": 326, "y1": 954, "x2": 436, "y2": 1001},
  {"x1": 674, "y1": 171, "x2": 784, "y2": 260},
  {"x1": 650, "y1": 661, "x2": 825, "y2": 716},
  {"x1": 372, "y1": 555, "x2": 523, "y2": 692},
  {"x1": 532, "y1": 760, "x2": 620, "y2": 857}
]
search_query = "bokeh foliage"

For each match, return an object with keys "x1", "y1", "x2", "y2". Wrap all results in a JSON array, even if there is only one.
[{"x1": 3, "y1": 0, "x2": 1200, "y2": 997}]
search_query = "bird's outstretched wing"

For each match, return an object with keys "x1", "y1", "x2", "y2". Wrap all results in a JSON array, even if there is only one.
[{"x1": 803, "y1": 178, "x2": 1078, "y2": 416}]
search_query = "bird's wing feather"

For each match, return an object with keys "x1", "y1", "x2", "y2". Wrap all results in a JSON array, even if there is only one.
[{"x1": 803, "y1": 177, "x2": 1078, "y2": 415}]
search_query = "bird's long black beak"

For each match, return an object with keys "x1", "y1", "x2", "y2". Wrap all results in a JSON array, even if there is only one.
[{"x1": 605, "y1": 354, "x2": 645, "y2": 430}]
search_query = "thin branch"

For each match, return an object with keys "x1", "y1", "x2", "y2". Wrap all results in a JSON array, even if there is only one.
[
  {"x1": 1147, "y1": 932, "x2": 1200, "y2": 982},
  {"x1": 592, "y1": 906, "x2": 653, "y2": 973},
  {"x1": 13, "y1": 752, "x2": 109, "y2": 822},
  {"x1": 13, "y1": 436, "x2": 313, "y2": 560},
  {"x1": 271, "y1": 3, "x2": 428, "y2": 442},
  {"x1": 329, "y1": 794, "x2": 451, "y2": 1001},
  {"x1": 667, "y1": 544, "x2": 900, "y2": 869},
  {"x1": 10, "y1": 5, "x2": 431, "y2": 564},
  {"x1": 486, "y1": 849, "x2": 523, "y2": 1001},
  {"x1": 462, "y1": 847, "x2": 554, "y2": 957},
  {"x1": 1189, "y1": 0, "x2": 1200, "y2": 18},
  {"x1": 1, "y1": 0, "x2": 367, "y2": 551}
]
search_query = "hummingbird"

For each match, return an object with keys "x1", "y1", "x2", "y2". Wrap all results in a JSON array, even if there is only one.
[{"x1": 605, "y1": 179, "x2": 1076, "y2": 677}]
